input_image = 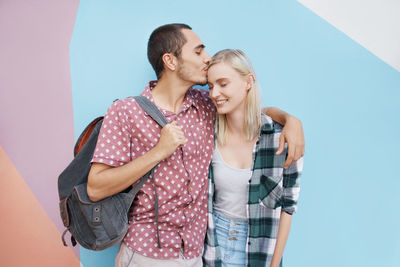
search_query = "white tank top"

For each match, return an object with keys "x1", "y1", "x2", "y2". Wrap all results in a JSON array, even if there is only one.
[{"x1": 212, "y1": 145, "x2": 252, "y2": 220}]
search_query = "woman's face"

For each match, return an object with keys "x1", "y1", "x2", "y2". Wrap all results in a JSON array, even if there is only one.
[{"x1": 207, "y1": 62, "x2": 249, "y2": 115}]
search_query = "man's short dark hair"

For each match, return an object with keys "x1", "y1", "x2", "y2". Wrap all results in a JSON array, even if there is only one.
[{"x1": 147, "y1": 23, "x2": 192, "y2": 79}]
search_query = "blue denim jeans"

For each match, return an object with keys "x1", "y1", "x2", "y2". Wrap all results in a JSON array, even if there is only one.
[{"x1": 214, "y1": 212, "x2": 248, "y2": 266}]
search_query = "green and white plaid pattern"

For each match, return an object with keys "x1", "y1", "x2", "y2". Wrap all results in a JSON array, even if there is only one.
[{"x1": 203, "y1": 115, "x2": 303, "y2": 267}]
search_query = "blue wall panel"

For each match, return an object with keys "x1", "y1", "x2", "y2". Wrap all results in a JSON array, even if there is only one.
[{"x1": 70, "y1": 1, "x2": 400, "y2": 266}]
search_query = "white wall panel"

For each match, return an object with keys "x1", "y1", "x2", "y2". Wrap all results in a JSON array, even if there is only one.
[{"x1": 298, "y1": 0, "x2": 400, "y2": 72}]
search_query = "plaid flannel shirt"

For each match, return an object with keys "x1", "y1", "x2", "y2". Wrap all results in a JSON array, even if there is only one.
[{"x1": 203, "y1": 114, "x2": 303, "y2": 267}]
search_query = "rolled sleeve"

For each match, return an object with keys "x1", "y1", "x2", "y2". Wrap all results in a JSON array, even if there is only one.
[
  {"x1": 91, "y1": 100, "x2": 132, "y2": 167},
  {"x1": 281, "y1": 157, "x2": 303, "y2": 214}
]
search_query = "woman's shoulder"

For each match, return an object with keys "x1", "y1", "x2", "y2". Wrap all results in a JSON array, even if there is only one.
[{"x1": 260, "y1": 113, "x2": 283, "y2": 134}]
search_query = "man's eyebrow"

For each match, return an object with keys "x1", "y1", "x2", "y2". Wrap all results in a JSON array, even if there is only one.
[{"x1": 194, "y1": 44, "x2": 205, "y2": 50}]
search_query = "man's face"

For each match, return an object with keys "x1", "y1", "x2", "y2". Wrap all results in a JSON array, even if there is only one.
[{"x1": 176, "y1": 29, "x2": 211, "y2": 86}]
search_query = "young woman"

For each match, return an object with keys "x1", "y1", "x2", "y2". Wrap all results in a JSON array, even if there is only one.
[{"x1": 203, "y1": 49, "x2": 303, "y2": 267}]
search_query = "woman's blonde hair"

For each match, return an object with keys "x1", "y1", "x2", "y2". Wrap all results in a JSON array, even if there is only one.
[{"x1": 209, "y1": 49, "x2": 262, "y2": 145}]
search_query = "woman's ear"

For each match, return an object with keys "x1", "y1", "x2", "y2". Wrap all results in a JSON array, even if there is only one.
[
  {"x1": 246, "y1": 73, "x2": 255, "y2": 91},
  {"x1": 162, "y1": 53, "x2": 178, "y2": 72}
]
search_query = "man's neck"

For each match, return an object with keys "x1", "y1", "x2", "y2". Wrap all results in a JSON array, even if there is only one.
[{"x1": 151, "y1": 77, "x2": 193, "y2": 113}]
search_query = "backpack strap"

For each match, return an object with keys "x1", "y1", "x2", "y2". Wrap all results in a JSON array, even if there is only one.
[
  {"x1": 132, "y1": 96, "x2": 167, "y2": 248},
  {"x1": 133, "y1": 96, "x2": 168, "y2": 127}
]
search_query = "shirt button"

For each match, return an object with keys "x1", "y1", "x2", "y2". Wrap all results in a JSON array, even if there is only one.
[{"x1": 189, "y1": 188, "x2": 192, "y2": 192}]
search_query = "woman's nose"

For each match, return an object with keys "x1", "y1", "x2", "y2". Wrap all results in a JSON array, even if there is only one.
[{"x1": 210, "y1": 87, "x2": 219, "y2": 99}]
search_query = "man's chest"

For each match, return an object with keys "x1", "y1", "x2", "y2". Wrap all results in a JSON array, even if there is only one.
[{"x1": 130, "y1": 106, "x2": 214, "y2": 159}]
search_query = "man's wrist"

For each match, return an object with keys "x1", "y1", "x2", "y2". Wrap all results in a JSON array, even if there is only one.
[
  {"x1": 151, "y1": 144, "x2": 169, "y2": 162},
  {"x1": 285, "y1": 114, "x2": 300, "y2": 125}
]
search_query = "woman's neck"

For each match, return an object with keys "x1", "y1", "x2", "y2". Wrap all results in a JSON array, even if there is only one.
[{"x1": 225, "y1": 109, "x2": 247, "y2": 140}]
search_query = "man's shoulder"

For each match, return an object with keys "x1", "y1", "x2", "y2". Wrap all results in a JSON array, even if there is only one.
[{"x1": 107, "y1": 97, "x2": 141, "y2": 112}]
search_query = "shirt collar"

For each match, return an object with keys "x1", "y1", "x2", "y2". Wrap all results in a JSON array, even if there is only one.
[
  {"x1": 140, "y1": 80, "x2": 157, "y2": 103},
  {"x1": 141, "y1": 81, "x2": 200, "y2": 114},
  {"x1": 260, "y1": 114, "x2": 276, "y2": 134}
]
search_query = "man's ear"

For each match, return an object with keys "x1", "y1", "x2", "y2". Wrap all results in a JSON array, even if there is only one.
[
  {"x1": 162, "y1": 53, "x2": 178, "y2": 72},
  {"x1": 246, "y1": 73, "x2": 255, "y2": 91}
]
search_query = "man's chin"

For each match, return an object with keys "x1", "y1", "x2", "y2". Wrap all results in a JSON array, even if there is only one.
[
  {"x1": 196, "y1": 81, "x2": 208, "y2": 86},
  {"x1": 184, "y1": 76, "x2": 207, "y2": 86},
  {"x1": 195, "y1": 77, "x2": 208, "y2": 86}
]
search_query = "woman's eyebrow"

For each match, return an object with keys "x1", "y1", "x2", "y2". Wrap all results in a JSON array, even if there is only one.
[{"x1": 216, "y1": 78, "x2": 228, "y2": 83}]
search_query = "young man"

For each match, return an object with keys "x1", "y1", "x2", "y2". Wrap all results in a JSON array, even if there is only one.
[{"x1": 87, "y1": 23, "x2": 305, "y2": 267}]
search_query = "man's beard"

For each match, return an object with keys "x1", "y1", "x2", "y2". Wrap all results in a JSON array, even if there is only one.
[{"x1": 177, "y1": 63, "x2": 207, "y2": 85}]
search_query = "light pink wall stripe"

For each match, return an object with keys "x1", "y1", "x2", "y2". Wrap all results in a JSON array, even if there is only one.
[{"x1": 0, "y1": 0, "x2": 80, "y2": 257}]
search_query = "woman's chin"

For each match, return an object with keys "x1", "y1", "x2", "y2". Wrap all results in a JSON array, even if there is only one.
[{"x1": 216, "y1": 107, "x2": 229, "y2": 115}]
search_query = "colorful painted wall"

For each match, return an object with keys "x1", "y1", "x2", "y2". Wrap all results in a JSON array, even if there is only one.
[
  {"x1": 0, "y1": 0, "x2": 80, "y2": 265},
  {"x1": 1, "y1": 0, "x2": 399, "y2": 266}
]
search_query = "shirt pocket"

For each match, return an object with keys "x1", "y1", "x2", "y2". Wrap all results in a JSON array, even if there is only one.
[{"x1": 259, "y1": 174, "x2": 283, "y2": 209}]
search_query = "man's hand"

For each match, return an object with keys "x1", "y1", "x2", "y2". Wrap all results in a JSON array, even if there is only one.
[
  {"x1": 156, "y1": 121, "x2": 187, "y2": 159},
  {"x1": 276, "y1": 116, "x2": 305, "y2": 168},
  {"x1": 88, "y1": 122, "x2": 187, "y2": 202}
]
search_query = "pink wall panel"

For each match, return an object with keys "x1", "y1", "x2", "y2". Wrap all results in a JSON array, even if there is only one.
[
  {"x1": 0, "y1": 0, "x2": 80, "y2": 257},
  {"x1": 0, "y1": 147, "x2": 80, "y2": 266}
]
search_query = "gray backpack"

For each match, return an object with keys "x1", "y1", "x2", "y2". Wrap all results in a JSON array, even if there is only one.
[{"x1": 58, "y1": 96, "x2": 167, "y2": 250}]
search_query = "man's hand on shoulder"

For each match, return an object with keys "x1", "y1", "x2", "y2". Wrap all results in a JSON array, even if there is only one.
[
  {"x1": 276, "y1": 116, "x2": 305, "y2": 168},
  {"x1": 262, "y1": 107, "x2": 305, "y2": 168}
]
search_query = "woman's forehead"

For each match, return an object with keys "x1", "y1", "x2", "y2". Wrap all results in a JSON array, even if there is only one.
[{"x1": 208, "y1": 63, "x2": 241, "y2": 82}]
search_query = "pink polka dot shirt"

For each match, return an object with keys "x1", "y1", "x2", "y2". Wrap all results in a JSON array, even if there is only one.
[{"x1": 91, "y1": 81, "x2": 215, "y2": 259}]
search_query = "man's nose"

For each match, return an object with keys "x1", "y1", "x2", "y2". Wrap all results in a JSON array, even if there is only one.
[{"x1": 203, "y1": 51, "x2": 211, "y2": 64}]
